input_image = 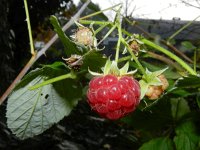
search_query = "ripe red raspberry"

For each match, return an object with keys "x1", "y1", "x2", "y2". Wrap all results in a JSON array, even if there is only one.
[{"x1": 87, "y1": 74, "x2": 140, "y2": 120}]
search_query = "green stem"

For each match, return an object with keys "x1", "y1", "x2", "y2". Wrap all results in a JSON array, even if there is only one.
[
  {"x1": 118, "y1": 56, "x2": 131, "y2": 63},
  {"x1": 97, "y1": 24, "x2": 117, "y2": 46},
  {"x1": 94, "y1": 24, "x2": 108, "y2": 35},
  {"x1": 147, "y1": 51, "x2": 183, "y2": 71},
  {"x1": 80, "y1": 3, "x2": 122, "y2": 20},
  {"x1": 168, "y1": 15, "x2": 200, "y2": 42},
  {"x1": 23, "y1": 0, "x2": 34, "y2": 55},
  {"x1": 29, "y1": 72, "x2": 76, "y2": 90},
  {"x1": 194, "y1": 49, "x2": 197, "y2": 73},
  {"x1": 141, "y1": 38, "x2": 197, "y2": 75},
  {"x1": 121, "y1": 28, "x2": 132, "y2": 36},
  {"x1": 122, "y1": 39, "x2": 146, "y2": 75},
  {"x1": 120, "y1": 25, "x2": 196, "y2": 75},
  {"x1": 79, "y1": 20, "x2": 112, "y2": 25},
  {"x1": 115, "y1": 24, "x2": 122, "y2": 62}
]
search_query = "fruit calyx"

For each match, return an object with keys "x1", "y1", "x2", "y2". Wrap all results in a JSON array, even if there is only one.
[
  {"x1": 145, "y1": 74, "x2": 169, "y2": 100},
  {"x1": 63, "y1": 54, "x2": 83, "y2": 71},
  {"x1": 139, "y1": 68, "x2": 169, "y2": 100},
  {"x1": 88, "y1": 59, "x2": 137, "y2": 77},
  {"x1": 123, "y1": 34, "x2": 144, "y2": 55}
]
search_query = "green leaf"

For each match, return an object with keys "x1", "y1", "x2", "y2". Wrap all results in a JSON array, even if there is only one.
[
  {"x1": 174, "y1": 133, "x2": 196, "y2": 150},
  {"x1": 171, "y1": 89, "x2": 191, "y2": 97},
  {"x1": 119, "y1": 62, "x2": 129, "y2": 75},
  {"x1": 152, "y1": 67, "x2": 168, "y2": 77},
  {"x1": 43, "y1": 61, "x2": 69, "y2": 70},
  {"x1": 175, "y1": 75, "x2": 200, "y2": 88},
  {"x1": 82, "y1": 51, "x2": 106, "y2": 71},
  {"x1": 181, "y1": 41, "x2": 196, "y2": 50},
  {"x1": 103, "y1": 59, "x2": 112, "y2": 75},
  {"x1": 139, "y1": 80, "x2": 149, "y2": 99},
  {"x1": 88, "y1": 68, "x2": 102, "y2": 76},
  {"x1": 141, "y1": 61, "x2": 164, "y2": 72},
  {"x1": 144, "y1": 68, "x2": 168, "y2": 86},
  {"x1": 50, "y1": 15, "x2": 80, "y2": 56},
  {"x1": 122, "y1": 98, "x2": 173, "y2": 132},
  {"x1": 141, "y1": 61, "x2": 181, "y2": 79},
  {"x1": 174, "y1": 121, "x2": 200, "y2": 150},
  {"x1": 175, "y1": 121, "x2": 196, "y2": 135},
  {"x1": 6, "y1": 67, "x2": 81, "y2": 139},
  {"x1": 139, "y1": 137, "x2": 174, "y2": 150},
  {"x1": 109, "y1": 61, "x2": 120, "y2": 76},
  {"x1": 170, "y1": 98, "x2": 190, "y2": 120},
  {"x1": 148, "y1": 76, "x2": 162, "y2": 86}
]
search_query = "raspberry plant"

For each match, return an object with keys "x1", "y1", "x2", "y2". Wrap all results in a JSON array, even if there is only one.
[{"x1": 1, "y1": 1, "x2": 200, "y2": 149}]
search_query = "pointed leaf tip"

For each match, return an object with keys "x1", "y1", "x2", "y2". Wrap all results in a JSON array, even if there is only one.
[
  {"x1": 103, "y1": 59, "x2": 112, "y2": 75},
  {"x1": 139, "y1": 80, "x2": 149, "y2": 100},
  {"x1": 88, "y1": 68, "x2": 102, "y2": 76},
  {"x1": 120, "y1": 62, "x2": 129, "y2": 75},
  {"x1": 154, "y1": 67, "x2": 168, "y2": 76},
  {"x1": 109, "y1": 61, "x2": 120, "y2": 76}
]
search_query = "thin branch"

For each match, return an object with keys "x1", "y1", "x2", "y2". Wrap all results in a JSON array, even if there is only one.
[
  {"x1": 29, "y1": 72, "x2": 76, "y2": 90},
  {"x1": 0, "y1": 0, "x2": 91, "y2": 104},
  {"x1": 164, "y1": 42, "x2": 193, "y2": 63},
  {"x1": 181, "y1": 0, "x2": 200, "y2": 9},
  {"x1": 168, "y1": 15, "x2": 200, "y2": 41},
  {"x1": 126, "y1": 19, "x2": 193, "y2": 63},
  {"x1": 24, "y1": 0, "x2": 35, "y2": 55},
  {"x1": 147, "y1": 51, "x2": 183, "y2": 71},
  {"x1": 141, "y1": 38, "x2": 196, "y2": 75},
  {"x1": 117, "y1": 51, "x2": 183, "y2": 71},
  {"x1": 80, "y1": 3, "x2": 121, "y2": 20}
]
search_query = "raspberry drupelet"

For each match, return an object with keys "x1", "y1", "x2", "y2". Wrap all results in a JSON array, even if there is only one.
[{"x1": 87, "y1": 74, "x2": 140, "y2": 120}]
